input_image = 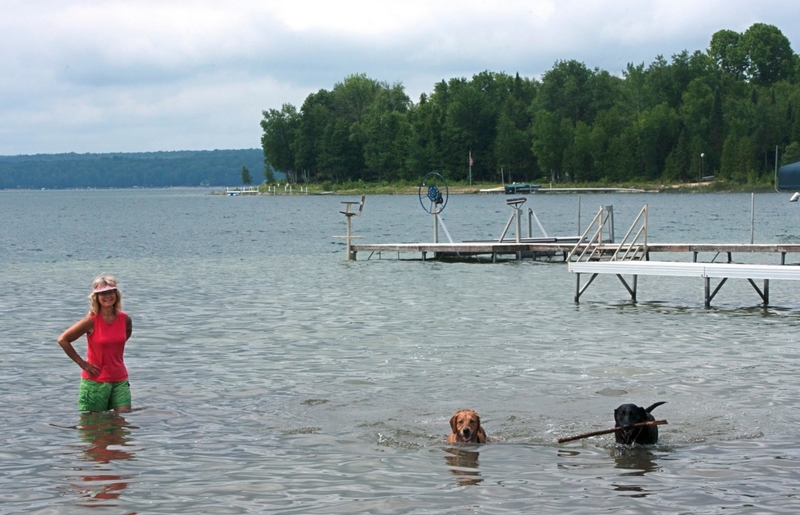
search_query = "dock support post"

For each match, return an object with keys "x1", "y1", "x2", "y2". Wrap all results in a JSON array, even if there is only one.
[
  {"x1": 345, "y1": 215, "x2": 355, "y2": 261},
  {"x1": 704, "y1": 277, "x2": 728, "y2": 308},
  {"x1": 750, "y1": 192, "x2": 755, "y2": 244},
  {"x1": 615, "y1": 274, "x2": 637, "y2": 302},
  {"x1": 337, "y1": 195, "x2": 365, "y2": 261},
  {"x1": 747, "y1": 279, "x2": 770, "y2": 306},
  {"x1": 574, "y1": 272, "x2": 599, "y2": 303}
]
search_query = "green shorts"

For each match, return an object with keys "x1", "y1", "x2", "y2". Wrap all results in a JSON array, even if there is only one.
[{"x1": 78, "y1": 379, "x2": 131, "y2": 412}]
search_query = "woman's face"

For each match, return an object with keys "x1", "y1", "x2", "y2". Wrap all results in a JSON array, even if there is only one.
[{"x1": 97, "y1": 290, "x2": 117, "y2": 308}]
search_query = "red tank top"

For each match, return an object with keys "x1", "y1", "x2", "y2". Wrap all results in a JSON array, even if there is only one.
[{"x1": 82, "y1": 311, "x2": 129, "y2": 382}]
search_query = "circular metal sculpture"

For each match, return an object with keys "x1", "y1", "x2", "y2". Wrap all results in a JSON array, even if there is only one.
[{"x1": 418, "y1": 172, "x2": 448, "y2": 215}]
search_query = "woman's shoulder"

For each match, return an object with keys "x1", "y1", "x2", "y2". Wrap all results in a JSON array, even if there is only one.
[{"x1": 78, "y1": 313, "x2": 96, "y2": 329}]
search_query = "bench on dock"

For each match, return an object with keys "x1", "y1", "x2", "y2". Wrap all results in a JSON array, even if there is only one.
[{"x1": 569, "y1": 260, "x2": 800, "y2": 307}]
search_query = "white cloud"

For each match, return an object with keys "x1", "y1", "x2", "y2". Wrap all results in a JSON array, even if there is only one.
[{"x1": 1, "y1": 0, "x2": 799, "y2": 154}]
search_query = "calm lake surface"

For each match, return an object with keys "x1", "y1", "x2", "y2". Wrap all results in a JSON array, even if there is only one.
[{"x1": 2, "y1": 188, "x2": 800, "y2": 514}]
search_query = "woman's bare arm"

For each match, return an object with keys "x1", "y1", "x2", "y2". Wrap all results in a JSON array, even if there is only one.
[{"x1": 57, "y1": 316, "x2": 100, "y2": 377}]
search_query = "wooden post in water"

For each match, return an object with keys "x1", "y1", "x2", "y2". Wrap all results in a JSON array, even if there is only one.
[
  {"x1": 750, "y1": 193, "x2": 755, "y2": 245},
  {"x1": 336, "y1": 195, "x2": 366, "y2": 261}
]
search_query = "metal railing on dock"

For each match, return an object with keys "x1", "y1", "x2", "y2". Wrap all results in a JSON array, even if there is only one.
[{"x1": 226, "y1": 186, "x2": 259, "y2": 196}]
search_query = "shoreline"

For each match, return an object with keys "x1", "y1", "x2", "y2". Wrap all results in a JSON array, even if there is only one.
[{"x1": 212, "y1": 180, "x2": 785, "y2": 196}]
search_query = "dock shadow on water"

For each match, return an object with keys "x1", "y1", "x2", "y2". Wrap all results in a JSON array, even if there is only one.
[
  {"x1": 443, "y1": 446, "x2": 483, "y2": 486},
  {"x1": 70, "y1": 411, "x2": 138, "y2": 510}
]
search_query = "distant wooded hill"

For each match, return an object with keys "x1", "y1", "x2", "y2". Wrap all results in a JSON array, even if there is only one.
[{"x1": 0, "y1": 149, "x2": 277, "y2": 189}]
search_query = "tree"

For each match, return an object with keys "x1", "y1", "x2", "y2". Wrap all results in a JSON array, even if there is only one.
[
  {"x1": 494, "y1": 109, "x2": 532, "y2": 183},
  {"x1": 781, "y1": 142, "x2": 800, "y2": 166},
  {"x1": 441, "y1": 78, "x2": 497, "y2": 181},
  {"x1": 709, "y1": 24, "x2": 795, "y2": 85},
  {"x1": 531, "y1": 110, "x2": 571, "y2": 181},
  {"x1": 740, "y1": 23, "x2": 795, "y2": 86},
  {"x1": 260, "y1": 104, "x2": 299, "y2": 182},
  {"x1": 241, "y1": 166, "x2": 252, "y2": 185},
  {"x1": 709, "y1": 29, "x2": 747, "y2": 79},
  {"x1": 362, "y1": 82, "x2": 411, "y2": 182}
]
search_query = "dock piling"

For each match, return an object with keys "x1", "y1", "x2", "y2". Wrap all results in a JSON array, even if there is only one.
[{"x1": 335, "y1": 194, "x2": 366, "y2": 261}]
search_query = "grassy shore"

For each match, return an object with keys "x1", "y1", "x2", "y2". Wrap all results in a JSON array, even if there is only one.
[{"x1": 240, "y1": 178, "x2": 781, "y2": 195}]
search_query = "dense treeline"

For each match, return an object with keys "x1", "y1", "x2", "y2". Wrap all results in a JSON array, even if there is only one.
[
  {"x1": 261, "y1": 23, "x2": 800, "y2": 186},
  {"x1": 0, "y1": 149, "x2": 268, "y2": 189}
]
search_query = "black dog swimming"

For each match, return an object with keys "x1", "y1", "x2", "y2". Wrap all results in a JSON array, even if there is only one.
[{"x1": 614, "y1": 402, "x2": 666, "y2": 445}]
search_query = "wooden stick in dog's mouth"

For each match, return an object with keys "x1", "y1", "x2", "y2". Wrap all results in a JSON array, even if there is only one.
[{"x1": 557, "y1": 419, "x2": 668, "y2": 444}]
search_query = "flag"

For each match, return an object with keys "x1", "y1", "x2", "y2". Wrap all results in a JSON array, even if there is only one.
[{"x1": 469, "y1": 151, "x2": 473, "y2": 167}]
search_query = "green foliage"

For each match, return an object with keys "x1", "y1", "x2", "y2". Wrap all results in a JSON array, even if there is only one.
[
  {"x1": 781, "y1": 142, "x2": 800, "y2": 166},
  {"x1": 241, "y1": 165, "x2": 252, "y2": 185},
  {"x1": 259, "y1": 22, "x2": 799, "y2": 187}
]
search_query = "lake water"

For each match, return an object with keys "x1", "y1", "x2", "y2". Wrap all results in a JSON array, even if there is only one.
[{"x1": 2, "y1": 188, "x2": 800, "y2": 514}]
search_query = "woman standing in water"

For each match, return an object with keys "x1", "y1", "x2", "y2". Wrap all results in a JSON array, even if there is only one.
[{"x1": 58, "y1": 275, "x2": 133, "y2": 412}]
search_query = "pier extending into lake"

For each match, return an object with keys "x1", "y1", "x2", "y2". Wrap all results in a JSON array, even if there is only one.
[
  {"x1": 350, "y1": 241, "x2": 800, "y2": 264},
  {"x1": 346, "y1": 201, "x2": 800, "y2": 307}
]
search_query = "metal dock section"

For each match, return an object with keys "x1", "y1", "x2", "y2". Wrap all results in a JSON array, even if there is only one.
[
  {"x1": 352, "y1": 239, "x2": 581, "y2": 262},
  {"x1": 567, "y1": 205, "x2": 800, "y2": 307},
  {"x1": 570, "y1": 259, "x2": 800, "y2": 307}
]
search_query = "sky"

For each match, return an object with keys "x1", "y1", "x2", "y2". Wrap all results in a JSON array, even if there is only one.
[{"x1": 3, "y1": 0, "x2": 800, "y2": 156}]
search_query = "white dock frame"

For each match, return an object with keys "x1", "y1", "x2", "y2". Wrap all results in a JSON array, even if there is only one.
[{"x1": 569, "y1": 260, "x2": 800, "y2": 307}]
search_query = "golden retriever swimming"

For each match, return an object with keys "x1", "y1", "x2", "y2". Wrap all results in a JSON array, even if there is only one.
[{"x1": 447, "y1": 409, "x2": 487, "y2": 444}]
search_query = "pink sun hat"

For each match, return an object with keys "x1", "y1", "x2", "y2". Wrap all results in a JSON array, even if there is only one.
[{"x1": 92, "y1": 284, "x2": 118, "y2": 294}]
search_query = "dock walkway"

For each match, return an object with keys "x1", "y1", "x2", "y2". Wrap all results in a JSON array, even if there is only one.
[
  {"x1": 569, "y1": 249, "x2": 800, "y2": 307},
  {"x1": 350, "y1": 242, "x2": 800, "y2": 263}
]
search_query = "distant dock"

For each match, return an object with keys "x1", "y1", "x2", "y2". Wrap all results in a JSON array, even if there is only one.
[{"x1": 480, "y1": 185, "x2": 645, "y2": 194}]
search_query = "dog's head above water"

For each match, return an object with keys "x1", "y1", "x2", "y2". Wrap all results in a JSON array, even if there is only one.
[
  {"x1": 447, "y1": 409, "x2": 487, "y2": 444},
  {"x1": 614, "y1": 401, "x2": 665, "y2": 445}
]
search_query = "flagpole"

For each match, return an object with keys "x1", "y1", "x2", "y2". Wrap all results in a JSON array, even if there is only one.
[{"x1": 469, "y1": 150, "x2": 473, "y2": 186}]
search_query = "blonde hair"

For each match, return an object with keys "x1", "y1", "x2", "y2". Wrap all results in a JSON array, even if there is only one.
[{"x1": 88, "y1": 274, "x2": 123, "y2": 315}]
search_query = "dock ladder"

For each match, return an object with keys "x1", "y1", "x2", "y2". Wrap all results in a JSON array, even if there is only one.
[{"x1": 569, "y1": 204, "x2": 649, "y2": 302}]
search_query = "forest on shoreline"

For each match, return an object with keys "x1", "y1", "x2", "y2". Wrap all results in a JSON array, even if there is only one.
[
  {"x1": 0, "y1": 149, "x2": 266, "y2": 189},
  {"x1": 261, "y1": 23, "x2": 800, "y2": 190}
]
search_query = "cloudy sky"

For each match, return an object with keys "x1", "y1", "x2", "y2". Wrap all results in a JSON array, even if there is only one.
[{"x1": 3, "y1": 0, "x2": 800, "y2": 155}]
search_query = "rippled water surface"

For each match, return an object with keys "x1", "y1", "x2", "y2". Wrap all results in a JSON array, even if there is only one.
[{"x1": 2, "y1": 188, "x2": 800, "y2": 514}]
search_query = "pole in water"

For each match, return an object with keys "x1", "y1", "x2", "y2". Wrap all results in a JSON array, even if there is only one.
[{"x1": 750, "y1": 192, "x2": 755, "y2": 245}]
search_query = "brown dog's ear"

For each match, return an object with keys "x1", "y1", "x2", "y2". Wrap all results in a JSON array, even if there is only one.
[
  {"x1": 474, "y1": 413, "x2": 481, "y2": 428},
  {"x1": 450, "y1": 413, "x2": 458, "y2": 433}
]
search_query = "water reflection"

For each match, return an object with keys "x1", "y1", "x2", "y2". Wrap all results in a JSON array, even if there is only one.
[
  {"x1": 609, "y1": 447, "x2": 661, "y2": 498},
  {"x1": 610, "y1": 446, "x2": 660, "y2": 476},
  {"x1": 444, "y1": 447, "x2": 483, "y2": 486},
  {"x1": 72, "y1": 411, "x2": 138, "y2": 510}
]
